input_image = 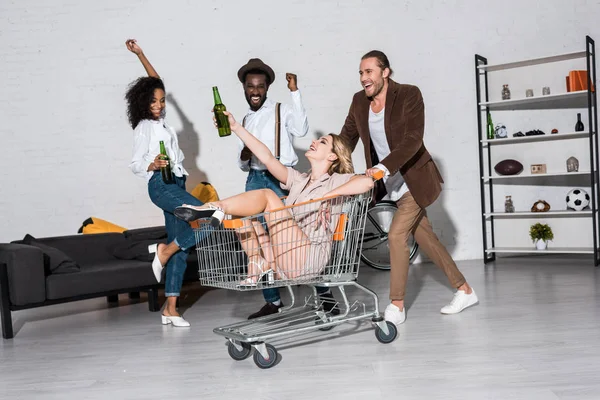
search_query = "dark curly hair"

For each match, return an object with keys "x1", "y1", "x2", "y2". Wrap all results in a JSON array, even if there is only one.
[{"x1": 125, "y1": 76, "x2": 165, "y2": 129}]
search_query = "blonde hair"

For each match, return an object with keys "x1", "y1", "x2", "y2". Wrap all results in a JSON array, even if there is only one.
[{"x1": 328, "y1": 134, "x2": 354, "y2": 174}]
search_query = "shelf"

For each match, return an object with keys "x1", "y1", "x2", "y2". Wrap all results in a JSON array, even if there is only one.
[
  {"x1": 483, "y1": 171, "x2": 590, "y2": 181},
  {"x1": 477, "y1": 51, "x2": 587, "y2": 72},
  {"x1": 481, "y1": 132, "x2": 590, "y2": 145},
  {"x1": 479, "y1": 90, "x2": 589, "y2": 111},
  {"x1": 486, "y1": 247, "x2": 595, "y2": 254},
  {"x1": 485, "y1": 210, "x2": 593, "y2": 217}
]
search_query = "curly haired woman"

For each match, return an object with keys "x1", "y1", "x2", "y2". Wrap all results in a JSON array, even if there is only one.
[{"x1": 125, "y1": 39, "x2": 208, "y2": 328}]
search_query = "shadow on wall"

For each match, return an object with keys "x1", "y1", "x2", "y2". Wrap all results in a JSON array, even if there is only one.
[
  {"x1": 429, "y1": 157, "x2": 458, "y2": 249},
  {"x1": 417, "y1": 156, "x2": 459, "y2": 262},
  {"x1": 166, "y1": 93, "x2": 209, "y2": 190},
  {"x1": 291, "y1": 129, "x2": 321, "y2": 174}
]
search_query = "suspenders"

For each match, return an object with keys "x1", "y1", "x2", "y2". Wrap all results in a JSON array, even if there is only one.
[
  {"x1": 242, "y1": 102, "x2": 282, "y2": 162},
  {"x1": 274, "y1": 103, "x2": 281, "y2": 160}
]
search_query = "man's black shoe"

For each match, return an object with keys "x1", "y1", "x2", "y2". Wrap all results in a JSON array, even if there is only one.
[
  {"x1": 248, "y1": 302, "x2": 283, "y2": 319},
  {"x1": 320, "y1": 292, "x2": 341, "y2": 316}
]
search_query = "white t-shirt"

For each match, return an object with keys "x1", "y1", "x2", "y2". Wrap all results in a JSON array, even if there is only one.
[
  {"x1": 368, "y1": 106, "x2": 409, "y2": 201},
  {"x1": 129, "y1": 118, "x2": 188, "y2": 181}
]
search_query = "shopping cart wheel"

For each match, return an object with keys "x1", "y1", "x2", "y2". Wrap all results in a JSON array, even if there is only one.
[
  {"x1": 375, "y1": 321, "x2": 398, "y2": 344},
  {"x1": 315, "y1": 318, "x2": 334, "y2": 331},
  {"x1": 227, "y1": 341, "x2": 252, "y2": 361},
  {"x1": 253, "y1": 343, "x2": 278, "y2": 369}
]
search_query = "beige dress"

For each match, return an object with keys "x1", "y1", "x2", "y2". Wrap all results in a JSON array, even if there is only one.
[{"x1": 280, "y1": 167, "x2": 354, "y2": 277}]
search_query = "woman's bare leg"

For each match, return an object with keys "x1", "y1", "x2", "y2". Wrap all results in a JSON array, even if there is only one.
[
  {"x1": 251, "y1": 220, "x2": 275, "y2": 267},
  {"x1": 236, "y1": 219, "x2": 269, "y2": 283},
  {"x1": 200, "y1": 189, "x2": 312, "y2": 279}
]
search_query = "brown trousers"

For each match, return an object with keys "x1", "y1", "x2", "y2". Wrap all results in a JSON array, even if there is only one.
[{"x1": 389, "y1": 192, "x2": 466, "y2": 301}]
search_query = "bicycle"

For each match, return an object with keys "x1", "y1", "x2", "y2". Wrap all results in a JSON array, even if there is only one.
[{"x1": 360, "y1": 200, "x2": 419, "y2": 270}]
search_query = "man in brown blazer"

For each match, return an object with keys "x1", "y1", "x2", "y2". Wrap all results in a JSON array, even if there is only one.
[{"x1": 340, "y1": 50, "x2": 478, "y2": 326}]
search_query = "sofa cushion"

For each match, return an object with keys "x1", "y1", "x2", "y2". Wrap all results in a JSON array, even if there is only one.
[
  {"x1": 45, "y1": 260, "x2": 158, "y2": 300},
  {"x1": 123, "y1": 226, "x2": 167, "y2": 241},
  {"x1": 22, "y1": 234, "x2": 80, "y2": 274},
  {"x1": 14, "y1": 233, "x2": 128, "y2": 266}
]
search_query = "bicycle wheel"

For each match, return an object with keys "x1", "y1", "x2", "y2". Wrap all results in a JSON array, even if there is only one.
[{"x1": 361, "y1": 201, "x2": 418, "y2": 271}]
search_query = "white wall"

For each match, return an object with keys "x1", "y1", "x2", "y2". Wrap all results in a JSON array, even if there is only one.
[{"x1": 1, "y1": 0, "x2": 599, "y2": 261}]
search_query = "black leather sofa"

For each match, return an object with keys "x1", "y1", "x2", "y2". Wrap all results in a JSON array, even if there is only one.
[{"x1": 0, "y1": 227, "x2": 198, "y2": 339}]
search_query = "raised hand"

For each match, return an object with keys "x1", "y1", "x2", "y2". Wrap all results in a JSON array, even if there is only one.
[
  {"x1": 125, "y1": 39, "x2": 143, "y2": 55},
  {"x1": 286, "y1": 73, "x2": 298, "y2": 92}
]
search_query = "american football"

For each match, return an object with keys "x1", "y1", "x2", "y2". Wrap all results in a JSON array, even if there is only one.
[{"x1": 494, "y1": 159, "x2": 523, "y2": 175}]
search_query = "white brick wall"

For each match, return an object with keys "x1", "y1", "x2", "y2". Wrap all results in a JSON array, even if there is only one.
[{"x1": 1, "y1": 0, "x2": 599, "y2": 262}]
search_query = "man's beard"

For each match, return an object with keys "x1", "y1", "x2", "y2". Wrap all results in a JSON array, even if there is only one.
[
  {"x1": 245, "y1": 92, "x2": 267, "y2": 111},
  {"x1": 365, "y1": 80, "x2": 385, "y2": 99}
]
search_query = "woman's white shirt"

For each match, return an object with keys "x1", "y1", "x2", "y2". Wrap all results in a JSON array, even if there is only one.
[{"x1": 129, "y1": 118, "x2": 188, "y2": 181}]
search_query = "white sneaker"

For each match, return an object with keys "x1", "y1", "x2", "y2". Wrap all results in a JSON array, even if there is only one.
[
  {"x1": 384, "y1": 303, "x2": 406, "y2": 326},
  {"x1": 440, "y1": 289, "x2": 479, "y2": 314}
]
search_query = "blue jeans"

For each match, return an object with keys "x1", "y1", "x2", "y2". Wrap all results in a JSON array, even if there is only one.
[
  {"x1": 148, "y1": 172, "x2": 211, "y2": 297},
  {"x1": 245, "y1": 169, "x2": 328, "y2": 303}
]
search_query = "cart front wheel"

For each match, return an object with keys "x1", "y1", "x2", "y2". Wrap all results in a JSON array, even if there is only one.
[
  {"x1": 227, "y1": 341, "x2": 251, "y2": 361},
  {"x1": 253, "y1": 344, "x2": 278, "y2": 369},
  {"x1": 375, "y1": 321, "x2": 398, "y2": 344}
]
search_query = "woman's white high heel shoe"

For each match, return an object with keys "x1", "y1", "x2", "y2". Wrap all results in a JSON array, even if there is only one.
[
  {"x1": 174, "y1": 204, "x2": 225, "y2": 227},
  {"x1": 161, "y1": 314, "x2": 191, "y2": 327},
  {"x1": 236, "y1": 258, "x2": 274, "y2": 288},
  {"x1": 147, "y1": 244, "x2": 163, "y2": 283}
]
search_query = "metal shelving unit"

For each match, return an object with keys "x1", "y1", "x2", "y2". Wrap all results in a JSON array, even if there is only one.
[{"x1": 475, "y1": 36, "x2": 599, "y2": 266}]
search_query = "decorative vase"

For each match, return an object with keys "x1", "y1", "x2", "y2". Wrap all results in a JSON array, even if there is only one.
[
  {"x1": 535, "y1": 239, "x2": 547, "y2": 250},
  {"x1": 504, "y1": 195, "x2": 515, "y2": 213},
  {"x1": 501, "y1": 84, "x2": 511, "y2": 100}
]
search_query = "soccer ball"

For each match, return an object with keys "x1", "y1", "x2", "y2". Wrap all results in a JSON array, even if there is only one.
[{"x1": 566, "y1": 188, "x2": 590, "y2": 211}]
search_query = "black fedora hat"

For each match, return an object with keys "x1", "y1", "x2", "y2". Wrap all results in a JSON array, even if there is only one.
[{"x1": 237, "y1": 58, "x2": 275, "y2": 85}]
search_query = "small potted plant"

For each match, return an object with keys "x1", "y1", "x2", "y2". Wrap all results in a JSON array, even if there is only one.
[{"x1": 529, "y1": 223, "x2": 554, "y2": 250}]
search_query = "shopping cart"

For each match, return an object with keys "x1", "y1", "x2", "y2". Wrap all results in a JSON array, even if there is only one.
[{"x1": 193, "y1": 186, "x2": 397, "y2": 369}]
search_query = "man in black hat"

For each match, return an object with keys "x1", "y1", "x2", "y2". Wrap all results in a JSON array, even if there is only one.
[{"x1": 236, "y1": 58, "x2": 338, "y2": 319}]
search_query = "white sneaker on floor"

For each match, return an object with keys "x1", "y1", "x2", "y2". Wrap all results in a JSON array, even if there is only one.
[
  {"x1": 440, "y1": 289, "x2": 479, "y2": 315},
  {"x1": 384, "y1": 303, "x2": 406, "y2": 326}
]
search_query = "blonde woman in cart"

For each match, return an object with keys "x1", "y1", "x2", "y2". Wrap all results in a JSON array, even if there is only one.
[{"x1": 174, "y1": 110, "x2": 374, "y2": 285}]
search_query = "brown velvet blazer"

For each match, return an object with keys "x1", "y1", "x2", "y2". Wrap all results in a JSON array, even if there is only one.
[{"x1": 340, "y1": 79, "x2": 443, "y2": 209}]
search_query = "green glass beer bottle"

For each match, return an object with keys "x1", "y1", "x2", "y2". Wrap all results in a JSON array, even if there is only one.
[
  {"x1": 486, "y1": 112, "x2": 494, "y2": 140},
  {"x1": 213, "y1": 86, "x2": 231, "y2": 137},
  {"x1": 158, "y1": 140, "x2": 174, "y2": 184}
]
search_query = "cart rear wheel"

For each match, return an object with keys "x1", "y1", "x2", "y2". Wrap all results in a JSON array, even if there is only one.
[
  {"x1": 375, "y1": 321, "x2": 398, "y2": 344},
  {"x1": 227, "y1": 341, "x2": 251, "y2": 361},
  {"x1": 315, "y1": 318, "x2": 335, "y2": 331},
  {"x1": 253, "y1": 344, "x2": 278, "y2": 369}
]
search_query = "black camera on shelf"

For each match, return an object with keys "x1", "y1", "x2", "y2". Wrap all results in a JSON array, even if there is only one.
[{"x1": 525, "y1": 129, "x2": 546, "y2": 136}]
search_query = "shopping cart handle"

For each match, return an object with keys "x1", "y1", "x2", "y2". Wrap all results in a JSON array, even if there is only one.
[{"x1": 371, "y1": 169, "x2": 385, "y2": 181}]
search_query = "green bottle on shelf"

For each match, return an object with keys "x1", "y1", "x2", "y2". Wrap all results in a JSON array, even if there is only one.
[
  {"x1": 486, "y1": 112, "x2": 495, "y2": 140},
  {"x1": 158, "y1": 140, "x2": 174, "y2": 184},
  {"x1": 213, "y1": 86, "x2": 231, "y2": 137}
]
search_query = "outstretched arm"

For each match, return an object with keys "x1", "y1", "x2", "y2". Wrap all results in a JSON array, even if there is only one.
[
  {"x1": 222, "y1": 111, "x2": 288, "y2": 184},
  {"x1": 125, "y1": 39, "x2": 160, "y2": 78},
  {"x1": 323, "y1": 175, "x2": 374, "y2": 198}
]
